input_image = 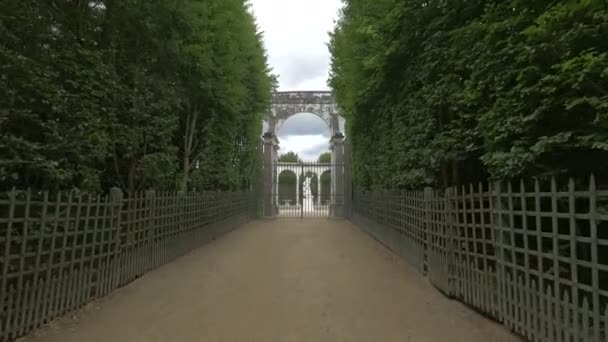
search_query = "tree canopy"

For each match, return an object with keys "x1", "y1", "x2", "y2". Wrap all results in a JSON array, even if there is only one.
[
  {"x1": 318, "y1": 152, "x2": 332, "y2": 163},
  {"x1": 330, "y1": 0, "x2": 608, "y2": 190},
  {"x1": 278, "y1": 151, "x2": 301, "y2": 163},
  {"x1": 0, "y1": 0, "x2": 273, "y2": 193}
]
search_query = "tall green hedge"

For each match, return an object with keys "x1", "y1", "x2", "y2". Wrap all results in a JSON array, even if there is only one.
[
  {"x1": 330, "y1": 0, "x2": 608, "y2": 190},
  {"x1": 0, "y1": 0, "x2": 274, "y2": 193}
]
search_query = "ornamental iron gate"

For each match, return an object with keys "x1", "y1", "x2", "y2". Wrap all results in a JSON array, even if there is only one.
[{"x1": 263, "y1": 161, "x2": 346, "y2": 219}]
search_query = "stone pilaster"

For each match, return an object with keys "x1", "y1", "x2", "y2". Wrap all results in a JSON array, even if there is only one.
[{"x1": 263, "y1": 133, "x2": 279, "y2": 217}]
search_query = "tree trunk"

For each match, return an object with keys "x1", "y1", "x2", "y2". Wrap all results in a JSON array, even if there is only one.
[
  {"x1": 180, "y1": 105, "x2": 199, "y2": 191},
  {"x1": 180, "y1": 158, "x2": 190, "y2": 191}
]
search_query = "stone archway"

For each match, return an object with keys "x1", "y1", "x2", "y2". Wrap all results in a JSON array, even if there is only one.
[
  {"x1": 262, "y1": 91, "x2": 346, "y2": 218},
  {"x1": 265, "y1": 91, "x2": 342, "y2": 137}
]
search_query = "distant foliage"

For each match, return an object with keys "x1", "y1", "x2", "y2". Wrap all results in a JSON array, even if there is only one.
[
  {"x1": 330, "y1": 0, "x2": 608, "y2": 190},
  {"x1": 278, "y1": 151, "x2": 301, "y2": 163},
  {"x1": 0, "y1": 0, "x2": 273, "y2": 193},
  {"x1": 318, "y1": 152, "x2": 332, "y2": 163}
]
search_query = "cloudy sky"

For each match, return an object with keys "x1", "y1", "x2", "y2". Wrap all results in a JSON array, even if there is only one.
[{"x1": 250, "y1": 0, "x2": 343, "y2": 161}]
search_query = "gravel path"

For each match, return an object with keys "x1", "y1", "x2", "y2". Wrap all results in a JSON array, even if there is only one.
[{"x1": 22, "y1": 220, "x2": 519, "y2": 342}]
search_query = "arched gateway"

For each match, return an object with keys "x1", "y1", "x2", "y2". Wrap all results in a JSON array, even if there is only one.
[{"x1": 262, "y1": 91, "x2": 348, "y2": 218}]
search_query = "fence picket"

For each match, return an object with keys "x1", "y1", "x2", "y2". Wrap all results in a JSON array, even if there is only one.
[
  {"x1": 563, "y1": 290, "x2": 571, "y2": 342},
  {"x1": 548, "y1": 285, "x2": 555, "y2": 342},
  {"x1": 31, "y1": 192, "x2": 48, "y2": 330},
  {"x1": 550, "y1": 177, "x2": 561, "y2": 336},
  {"x1": 589, "y1": 174, "x2": 601, "y2": 341},
  {"x1": 530, "y1": 279, "x2": 539, "y2": 342},
  {"x1": 582, "y1": 298, "x2": 590, "y2": 341},
  {"x1": 17, "y1": 282, "x2": 27, "y2": 336},
  {"x1": 68, "y1": 194, "x2": 83, "y2": 311},
  {"x1": 603, "y1": 305, "x2": 608, "y2": 342},
  {"x1": 517, "y1": 275, "x2": 524, "y2": 336},
  {"x1": 6, "y1": 285, "x2": 15, "y2": 341},
  {"x1": 44, "y1": 275, "x2": 54, "y2": 322}
]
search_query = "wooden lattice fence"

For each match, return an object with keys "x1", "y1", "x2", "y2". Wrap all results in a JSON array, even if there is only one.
[
  {"x1": 0, "y1": 189, "x2": 256, "y2": 341},
  {"x1": 352, "y1": 175, "x2": 608, "y2": 342}
]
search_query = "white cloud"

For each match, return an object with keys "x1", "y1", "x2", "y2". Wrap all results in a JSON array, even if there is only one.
[
  {"x1": 277, "y1": 114, "x2": 331, "y2": 160},
  {"x1": 278, "y1": 113, "x2": 330, "y2": 137},
  {"x1": 250, "y1": 0, "x2": 342, "y2": 90},
  {"x1": 279, "y1": 135, "x2": 330, "y2": 161},
  {"x1": 251, "y1": 0, "x2": 342, "y2": 160}
]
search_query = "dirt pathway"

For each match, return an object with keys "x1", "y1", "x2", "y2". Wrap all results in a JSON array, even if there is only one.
[{"x1": 22, "y1": 220, "x2": 519, "y2": 342}]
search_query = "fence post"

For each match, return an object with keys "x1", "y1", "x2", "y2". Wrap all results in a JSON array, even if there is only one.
[
  {"x1": 588, "y1": 174, "x2": 600, "y2": 341},
  {"x1": 109, "y1": 187, "x2": 123, "y2": 290},
  {"x1": 0, "y1": 190, "x2": 16, "y2": 340},
  {"x1": 145, "y1": 190, "x2": 156, "y2": 272},
  {"x1": 424, "y1": 187, "x2": 433, "y2": 276},
  {"x1": 491, "y1": 181, "x2": 507, "y2": 323},
  {"x1": 176, "y1": 191, "x2": 186, "y2": 254},
  {"x1": 444, "y1": 187, "x2": 456, "y2": 297}
]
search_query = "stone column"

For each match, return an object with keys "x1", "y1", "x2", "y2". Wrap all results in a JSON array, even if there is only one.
[
  {"x1": 330, "y1": 113, "x2": 341, "y2": 136},
  {"x1": 330, "y1": 133, "x2": 345, "y2": 217},
  {"x1": 263, "y1": 133, "x2": 279, "y2": 217}
]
